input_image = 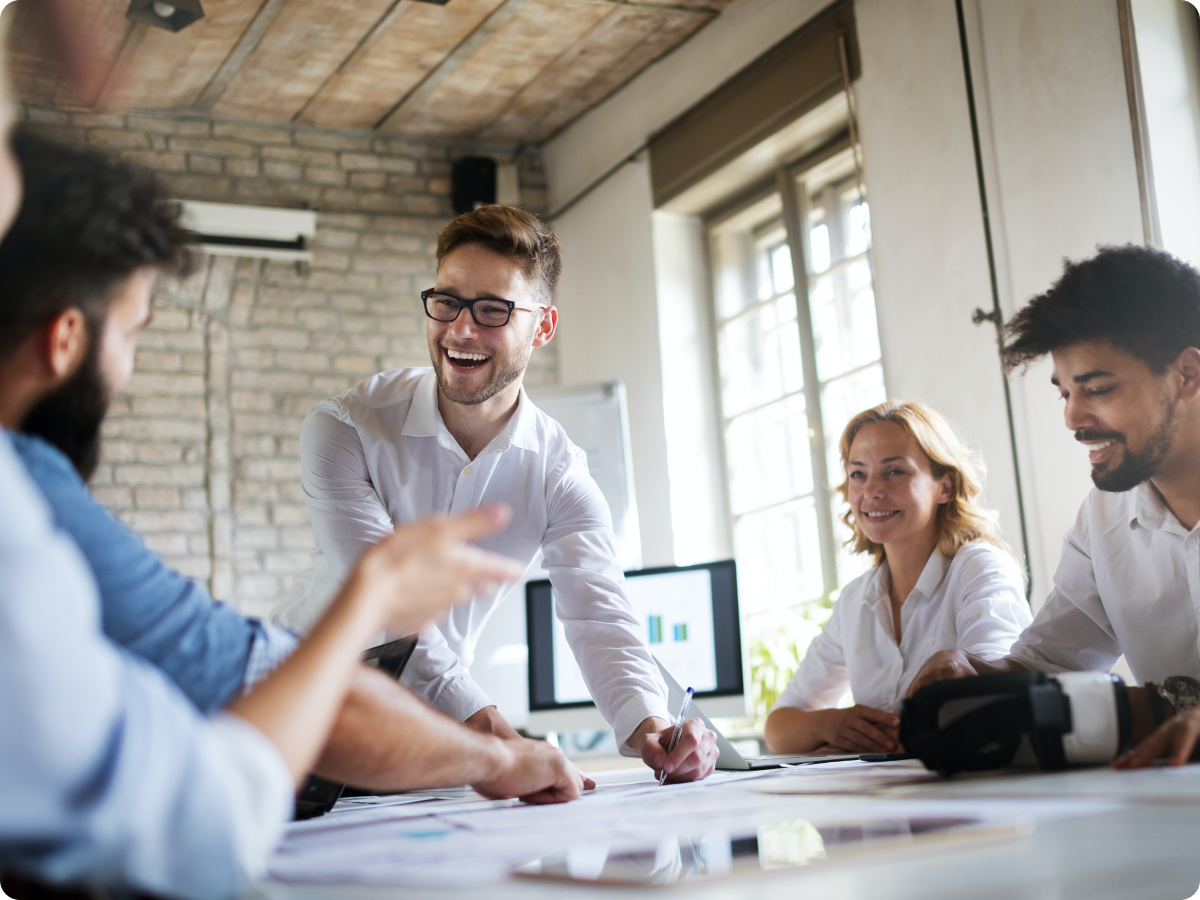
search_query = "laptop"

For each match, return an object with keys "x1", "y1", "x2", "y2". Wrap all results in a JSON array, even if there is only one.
[
  {"x1": 654, "y1": 659, "x2": 859, "y2": 770},
  {"x1": 293, "y1": 634, "x2": 420, "y2": 820}
]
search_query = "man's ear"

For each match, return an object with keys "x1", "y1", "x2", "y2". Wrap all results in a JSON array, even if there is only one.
[
  {"x1": 41, "y1": 308, "x2": 89, "y2": 380},
  {"x1": 531, "y1": 305, "x2": 557, "y2": 349},
  {"x1": 1175, "y1": 347, "x2": 1200, "y2": 403}
]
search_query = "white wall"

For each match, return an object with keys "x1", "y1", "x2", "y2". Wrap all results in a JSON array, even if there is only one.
[
  {"x1": 552, "y1": 158, "x2": 676, "y2": 567},
  {"x1": 855, "y1": 0, "x2": 1146, "y2": 605},
  {"x1": 1134, "y1": 0, "x2": 1200, "y2": 267}
]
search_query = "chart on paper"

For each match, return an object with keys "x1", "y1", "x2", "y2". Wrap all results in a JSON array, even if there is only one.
[{"x1": 553, "y1": 567, "x2": 718, "y2": 703}]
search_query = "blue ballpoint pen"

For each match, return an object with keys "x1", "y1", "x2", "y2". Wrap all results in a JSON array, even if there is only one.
[{"x1": 659, "y1": 686, "x2": 694, "y2": 785}]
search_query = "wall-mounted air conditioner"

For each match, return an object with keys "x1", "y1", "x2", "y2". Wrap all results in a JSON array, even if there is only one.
[{"x1": 179, "y1": 200, "x2": 317, "y2": 261}]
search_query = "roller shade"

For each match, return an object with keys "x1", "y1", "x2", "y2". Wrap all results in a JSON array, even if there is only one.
[{"x1": 648, "y1": 0, "x2": 860, "y2": 208}]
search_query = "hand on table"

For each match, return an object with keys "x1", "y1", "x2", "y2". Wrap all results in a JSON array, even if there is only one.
[
  {"x1": 905, "y1": 649, "x2": 979, "y2": 698},
  {"x1": 819, "y1": 705, "x2": 900, "y2": 754},
  {"x1": 633, "y1": 716, "x2": 719, "y2": 784},
  {"x1": 1115, "y1": 706, "x2": 1200, "y2": 769},
  {"x1": 473, "y1": 738, "x2": 595, "y2": 804}
]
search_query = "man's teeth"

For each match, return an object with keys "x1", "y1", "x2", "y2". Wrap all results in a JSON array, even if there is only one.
[
  {"x1": 447, "y1": 349, "x2": 489, "y2": 361},
  {"x1": 1086, "y1": 440, "x2": 1115, "y2": 451}
]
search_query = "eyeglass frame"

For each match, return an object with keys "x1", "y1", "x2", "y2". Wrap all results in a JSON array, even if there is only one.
[{"x1": 420, "y1": 288, "x2": 548, "y2": 328}]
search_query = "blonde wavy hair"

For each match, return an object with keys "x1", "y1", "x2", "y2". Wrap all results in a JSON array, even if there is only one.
[{"x1": 836, "y1": 400, "x2": 1008, "y2": 565}]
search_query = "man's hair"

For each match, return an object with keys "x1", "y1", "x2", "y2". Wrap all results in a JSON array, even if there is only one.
[
  {"x1": 1001, "y1": 244, "x2": 1200, "y2": 375},
  {"x1": 435, "y1": 205, "x2": 561, "y2": 304},
  {"x1": 0, "y1": 128, "x2": 197, "y2": 355}
]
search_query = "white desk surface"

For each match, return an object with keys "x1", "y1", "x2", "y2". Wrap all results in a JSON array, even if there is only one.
[{"x1": 259, "y1": 764, "x2": 1200, "y2": 900}]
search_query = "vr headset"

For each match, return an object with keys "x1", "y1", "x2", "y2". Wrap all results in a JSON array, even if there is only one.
[{"x1": 900, "y1": 670, "x2": 1133, "y2": 775}]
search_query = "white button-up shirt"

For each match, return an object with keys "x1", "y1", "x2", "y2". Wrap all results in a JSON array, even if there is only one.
[
  {"x1": 274, "y1": 368, "x2": 670, "y2": 745},
  {"x1": 1010, "y1": 482, "x2": 1200, "y2": 682},
  {"x1": 774, "y1": 542, "x2": 1031, "y2": 714}
]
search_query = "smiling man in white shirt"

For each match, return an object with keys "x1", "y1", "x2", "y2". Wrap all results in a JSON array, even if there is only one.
[
  {"x1": 908, "y1": 245, "x2": 1200, "y2": 766},
  {"x1": 276, "y1": 205, "x2": 718, "y2": 783}
]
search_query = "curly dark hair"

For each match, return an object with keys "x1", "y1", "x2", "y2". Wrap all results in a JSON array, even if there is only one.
[
  {"x1": 0, "y1": 128, "x2": 198, "y2": 355},
  {"x1": 436, "y1": 205, "x2": 561, "y2": 304},
  {"x1": 1001, "y1": 244, "x2": 1200, "y2": 375}
]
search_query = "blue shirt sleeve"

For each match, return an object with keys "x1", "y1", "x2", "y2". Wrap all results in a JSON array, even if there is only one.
[{"x1": 12, "y1": 433, "x2": 254, "y2": 713}]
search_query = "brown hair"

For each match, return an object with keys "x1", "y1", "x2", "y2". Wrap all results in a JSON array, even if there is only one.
[
  {"x1": 436, "y1": 205, "x2": 562, "y2": 304},
  {"x1": 836, "y1": 400, "x2": 1009, "y2": 565}
]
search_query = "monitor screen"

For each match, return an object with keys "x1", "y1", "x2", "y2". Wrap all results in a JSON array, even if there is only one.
[{"x1": 526, "y1": 560, "x2": 743, "y2": 711}]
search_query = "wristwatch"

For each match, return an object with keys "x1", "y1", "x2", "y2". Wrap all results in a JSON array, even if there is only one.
[{"x1": 1157, "y1": 676, "x2": 1200, "y2": 715}]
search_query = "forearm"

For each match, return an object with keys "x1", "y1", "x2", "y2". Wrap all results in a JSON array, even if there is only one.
[
  {"x1": 229, "y1": 571, "x2": 381, "y2": 785},
  {"x1": 967, "y1": 654, "x2": 1028, "y2": 676},
  {"x1": 764, "y1": 707, "x2": 835, "y2": 754},
  {"x1": 463, "y1": 704, "x2": 522, "y2": 740},
  {"x1": 313, "y1": 666, "x2": 509, "y2": 791}
]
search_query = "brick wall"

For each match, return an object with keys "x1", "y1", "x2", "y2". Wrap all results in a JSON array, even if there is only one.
[{"x1": 20, "y1": 104, "x2": 557, "y2": 618}]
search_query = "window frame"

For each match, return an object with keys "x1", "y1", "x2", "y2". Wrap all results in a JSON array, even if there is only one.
[{"x1": 705, "y1": 133, "x2": 883, "y2": 604}]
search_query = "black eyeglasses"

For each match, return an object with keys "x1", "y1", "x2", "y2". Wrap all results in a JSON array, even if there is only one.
[{"x1": 422, "y1": 289, "x2": 544, "y2": 328}]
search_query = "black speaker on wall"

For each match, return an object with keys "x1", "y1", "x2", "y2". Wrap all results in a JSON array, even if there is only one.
[{"x1": 452, "y1": 157, "x2": 497, "y2": 214}]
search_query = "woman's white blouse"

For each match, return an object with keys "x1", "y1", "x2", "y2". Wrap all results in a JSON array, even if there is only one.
[{"x1": 774, "y1": 542, "x2": 1031, "y2": 714}]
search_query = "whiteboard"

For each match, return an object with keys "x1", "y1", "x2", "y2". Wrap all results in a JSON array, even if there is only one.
[{"x1": 528, "y1": 381, "x2": 641, "y2": 570}]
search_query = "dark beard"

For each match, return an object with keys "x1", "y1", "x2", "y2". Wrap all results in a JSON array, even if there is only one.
[
  {"x1": 21, "y1": 342, "x2": 112, "y2": 482},
  {"x1": 1083, "y1": 404, "x2": 1177, "y2": 493}
]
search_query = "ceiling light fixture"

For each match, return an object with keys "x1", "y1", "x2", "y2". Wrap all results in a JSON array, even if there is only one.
[{"x1": 126, "y1": 0, "x2": 204, "y2": 32}]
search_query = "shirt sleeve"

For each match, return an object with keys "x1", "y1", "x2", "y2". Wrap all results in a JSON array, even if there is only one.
[
  {"x1": 951, "y1": 545, "x2": 1034, "y2": 661},
  {"x1": 1008, "y1": 500, "x2": 1123, "y2": 674},
  {"x1": 241, "y1": 621, "x2": 300, "y2": 690},
  {"x1": 773, "y1": 598, "x2": 850, "y2": 711},
  {"x1": 14, "y1": 433, "x2": 254, "y2": 713},
  {"x1": 0, "y1": 439, "x2": 293, "y2": 900},
  {"x1": 541, "y1": 449, "x2": 671, "y2": 749},
  {"x1": 292, "y1": 402, "x2": 492, "y2": 720}
]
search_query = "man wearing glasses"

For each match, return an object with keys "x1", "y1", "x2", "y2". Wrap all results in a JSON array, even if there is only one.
[{"x1": 275, "y1": 206, "x2": 719, "y2": 784}]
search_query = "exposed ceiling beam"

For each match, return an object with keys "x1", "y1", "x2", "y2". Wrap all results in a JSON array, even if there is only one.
[
  {"x1": 91, "y1": 20, "x2": 148, "y2": 110},
  {"x1": 192, "y1": 0, "x2": 293, "y2": 113},
  {"x1": 375, "y1": 0, "x2": 531, "y2": 131},
  {"x1": 291, "y1": 0, "x2": 408, "y2": 123}
]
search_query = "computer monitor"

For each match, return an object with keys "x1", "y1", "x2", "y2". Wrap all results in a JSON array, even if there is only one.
[{"x1": 525, "y1": 560, "x2": 746, "y2": 735}]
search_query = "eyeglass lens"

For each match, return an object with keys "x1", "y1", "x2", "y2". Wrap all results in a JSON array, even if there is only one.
[{"x1": 425, "y1": 293, "x2": 512, "y2": 327}]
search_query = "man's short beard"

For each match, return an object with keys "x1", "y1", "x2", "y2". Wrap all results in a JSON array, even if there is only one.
[
  {"x1": 1087, "y1": 402, "x2": 1177, "y2": 493},
  {"x1": 21, "y1": 339, "x2": 112, "y2": 482},
  {"x1": 433, "y1": 347, "x2": 528, "y2": 406}
]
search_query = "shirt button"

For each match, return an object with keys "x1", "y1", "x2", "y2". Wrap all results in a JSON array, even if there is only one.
[{"x1": 464, "y1": 466, "x2": 473, "y2": 475}]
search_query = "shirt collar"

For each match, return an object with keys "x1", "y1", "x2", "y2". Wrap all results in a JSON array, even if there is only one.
[
  {"x1": 1128, "y1": 480, "x2": 1190, "y2": 536},
  {"x1": 401, "y1": 369, "x2": 540, "y2": 456},
  {"x1": 864, "y1": 547, "x2": 949, "y2": 609}
]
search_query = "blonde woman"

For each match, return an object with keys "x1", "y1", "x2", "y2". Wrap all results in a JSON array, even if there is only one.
[{"x1": 764, "y1": 401, "x2": 1030, "y2": 755}]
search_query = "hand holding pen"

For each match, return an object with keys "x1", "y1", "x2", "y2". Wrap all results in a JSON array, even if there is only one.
[{"x1": 659, "y1": 687, "x2": 695, "y2": 785}]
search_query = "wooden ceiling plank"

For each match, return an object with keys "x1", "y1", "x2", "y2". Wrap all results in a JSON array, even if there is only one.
[
  {"x1": 107, "y1": 0, "x2": 271, "y2": 110},
  {"x1": 480, "y1": 5, "x2": 711, "y2": 144},
  {"x1": 51, "y1": 0, "x2": 136, "y2": 108},
  {"x1": 298, "y1": 0, "x2": 505, "y2": 130},
  {"x1": 376, "y1": 0, "x2": 532, "y2": 132},
  {"x1": 92, "y1": 21, "x2": 148, "y2": 111},
  {"x1": 388, "y1": 0, "x2": 612, "y2": 139},
  {"x1": 529, "y1": 7, "x2": 715, "y2": 142},
  {"x1": 193, "y1": 0, "x2": 293, "y2": 112},
  {"x1": 212, "y1": 0, "x2": 399, "y2": 122},
  {"x1": 6, "y1": 3, "x2": 63, "y2": 107}
]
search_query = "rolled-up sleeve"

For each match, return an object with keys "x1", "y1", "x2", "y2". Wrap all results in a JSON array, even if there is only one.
[
  {"x1": 541, "y1": 450, "x2": 670, "y2": 748},
  {"x1": 1009, "y1": 505, "x2": 1122, "y2": 675}
]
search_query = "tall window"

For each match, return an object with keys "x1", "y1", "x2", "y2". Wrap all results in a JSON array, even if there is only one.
[{"x1": 709, "y1": 147, "x2": 884, "y2": 631}]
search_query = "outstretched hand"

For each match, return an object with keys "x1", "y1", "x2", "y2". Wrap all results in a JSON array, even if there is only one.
[
  {"x1": 820, "y1": 704, "x2": 900, "y2": 754},
  {"x1": 352, "y1": 504, "x2": 524, "y2": 636}
]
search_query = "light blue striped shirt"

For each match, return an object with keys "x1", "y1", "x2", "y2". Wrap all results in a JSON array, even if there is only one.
[{"x1": 0, "y1": 430, "x2": 292, "y2": 899}]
